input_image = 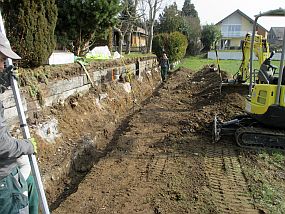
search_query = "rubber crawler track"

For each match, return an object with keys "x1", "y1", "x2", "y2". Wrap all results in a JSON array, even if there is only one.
[
  {"x1": 236, "y1": 127, "x2": 285, "y2": 149},
  {"x1": 204, "y1": 145, "x2": 259, "y2": 214}
]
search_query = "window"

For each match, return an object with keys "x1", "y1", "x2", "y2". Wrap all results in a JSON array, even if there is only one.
[
  {"x1": 228, "y1": 25, "x2": 241, "y2": 32},
  {"x1": 221, "y1": 24, "x2": 242, "y2": 37},
  {"x1": 221, "y1": 24, "x2": 241, "y2": 32},
  {"x1": 257, "y1": 90, "x2": 267, "y2": 105}
]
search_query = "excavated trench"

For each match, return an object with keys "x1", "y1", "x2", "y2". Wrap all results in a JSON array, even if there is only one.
[
  {"x1": 33, "y1": 68, "x2": 163, "y2": 211},
  {"x1": 48, "y1": 92, "x2": 166, "y2": 211},
  {"x1": 48, "y1": 118, "x2": 130, "y2": 210},
  {"x1": 36, "y1": 65, "x2": 273, "y2": 213}
]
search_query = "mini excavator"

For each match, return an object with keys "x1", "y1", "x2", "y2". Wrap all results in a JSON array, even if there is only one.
[{"x1": 213, "y1": 8, "x2": 285, "y2": 149}]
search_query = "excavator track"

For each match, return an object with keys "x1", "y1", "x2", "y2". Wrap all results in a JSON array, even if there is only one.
[{"x1": 235, "y1": 127, "x2": 285, "y2": 149}]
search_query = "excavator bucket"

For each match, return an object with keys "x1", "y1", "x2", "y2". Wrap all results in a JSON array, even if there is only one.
[
  {"x1": 212, "y1": 114, "x2": 241, "y2": 143},
  {"x1": 220, "y1": 79, "x2": 249, "y2": 96},
  {"x1": 209, "y1": 63, "x2": 249, "y2": 97},
  {"x1": 212, "y1": 115, "x2": 221, "y2": 143}
]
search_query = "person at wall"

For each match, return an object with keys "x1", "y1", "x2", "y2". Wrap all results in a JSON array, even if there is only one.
[
  {"x1": 0, "y1": 32, "x2": 37, "y2": 214},
  {"x1": 159, "y1": 52, "x2": 170, "y2": 82}
]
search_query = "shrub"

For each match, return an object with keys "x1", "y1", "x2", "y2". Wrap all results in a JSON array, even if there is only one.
[
  {"x1": 153, "y1": 31, "x2": 187, "y2": 63},
  {"x1": 201, "y1": 24, "x2": 221, "y2": 52},
  {"x1": 168, "y1": 32, "x2": 188, "y2": 62}
]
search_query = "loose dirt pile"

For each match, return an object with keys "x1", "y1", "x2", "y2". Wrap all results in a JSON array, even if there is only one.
[{"x1": 34, "y1": 65, "x2": 285, "y2": 213}]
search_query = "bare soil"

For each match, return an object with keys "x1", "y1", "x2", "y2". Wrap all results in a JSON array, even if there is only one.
[{"x1": 32, "y1": 65, "x2": 285, "y2": 214}]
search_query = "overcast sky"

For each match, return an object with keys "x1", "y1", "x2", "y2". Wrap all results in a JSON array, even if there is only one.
[{"x1": 165, "y1": 0, "x2": 285, "y2": 30}]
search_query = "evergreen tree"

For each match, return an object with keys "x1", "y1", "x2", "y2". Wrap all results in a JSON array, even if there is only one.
[
  {"x1": 152, "y1": 31, "x2": 187, "y2": 62},
  {"x1": 182, "y1": 0, "x2": 198, "y2": 18},
  {"x1": 56, "y1": 0, "x2": 121, "y2": 56},
  {"x1": 181, "y1": 0, "x2": 201, "y2": 55},
  {"x1": 158, "y1": 3, "x2": 183, "y2": 33},
  {"x1": 157, "y1": 0, "x2": 201, "y2": 55},
  {"x1": 0, "y1": 0, "x2": 58, "y2": 67}
]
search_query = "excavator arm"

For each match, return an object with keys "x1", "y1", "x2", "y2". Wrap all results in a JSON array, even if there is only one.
[{"x1": 234, "y1": 33, "x2": 270, "y2": 83}]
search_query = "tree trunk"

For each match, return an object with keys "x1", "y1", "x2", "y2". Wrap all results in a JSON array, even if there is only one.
[
  {"x1": 118, "y1": 34, "x2": 123, "y2": 55},
  {"x1": 108, "y1": 27, "x2": 113, "y2": 52},
  {"x1": 114, "y1": 27, "x2": 124, "y2": 55},
  {"x1": 146, "y1": 0, "x2": 161, "y2": 54},
  {"x1": 74, "y1": 39, "x2": 81, "y2": 56},
  {"x1": 143, "y1": 23, "x2": 148, "y2": 53},
  {"x1": 125, "y1": 31, "x2": 131, "y2": 54},
  {"x1": 147, "y1": 24, "x2": 154, "y2": 53}
]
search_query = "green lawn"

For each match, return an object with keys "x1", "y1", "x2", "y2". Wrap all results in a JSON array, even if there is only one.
[{"x1": 177, "y1": 55, "x2": 281, "y2": 77}]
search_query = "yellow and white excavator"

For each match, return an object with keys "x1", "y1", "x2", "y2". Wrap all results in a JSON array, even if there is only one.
[
  {"x1": 213, "y1": 8, "x2": 285, "y2": 149},
  {"x1": 231, "y1": 33, "x2": 271, "y2": 84}
]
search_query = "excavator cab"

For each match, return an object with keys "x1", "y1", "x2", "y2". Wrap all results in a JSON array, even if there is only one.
[
  {"x1": 257, "y1": 51, "x2": 278, "y2": 84},
  {"x1": 213, "y1": 8, "x2": 285, "y2": 149}
]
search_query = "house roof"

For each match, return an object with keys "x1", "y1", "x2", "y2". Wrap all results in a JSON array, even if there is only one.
[
  {"x1": 270, "y1": 27, "x2": 285, "y2": 40},
  {"x1": 216, "y1": 9, "x2": 268, "y2": 32},
  {"x1": 134, "y1": 27, "x2": 148, "y2": 35}
]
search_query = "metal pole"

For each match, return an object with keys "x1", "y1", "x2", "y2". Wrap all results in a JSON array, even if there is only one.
[
  {"x1": 275, "y1": 27, "x2": 285, "y2": 104},
  {"x1": 249, "y1": 8, "x2": 285, "y2": 95},
  {"x1": 0, "y1": 11, "x2": 50, "y2": 214},
  {"x1": 249, "y1": 16, "x2": 259, "y2": 94}
]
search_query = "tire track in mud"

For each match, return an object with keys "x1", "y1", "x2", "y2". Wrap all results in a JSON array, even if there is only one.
[
  {"x1": 145, "y1": 154, "x2": 168, "y2": 181},
  {"x1": 204, "y1": 145, "x2": 259, "y2": 214}
]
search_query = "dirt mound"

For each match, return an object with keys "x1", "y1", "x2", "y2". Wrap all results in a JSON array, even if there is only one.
[{"x1": 171, "y1": 66, "x2": 247, "y2": 134}]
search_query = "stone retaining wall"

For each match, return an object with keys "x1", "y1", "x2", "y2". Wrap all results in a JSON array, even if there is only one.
[{"x1": 0, "y1": 57, "x2": 158, "y2": 126}]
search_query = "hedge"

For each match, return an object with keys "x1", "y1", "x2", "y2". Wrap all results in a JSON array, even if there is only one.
[{"x1": 152, "y1": 31, "x2": 188, "y2": 63}]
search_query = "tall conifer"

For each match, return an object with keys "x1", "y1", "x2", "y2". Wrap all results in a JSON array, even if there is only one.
[{"x1": 0, "y1": 0, "x2": 57, "y2": 67}]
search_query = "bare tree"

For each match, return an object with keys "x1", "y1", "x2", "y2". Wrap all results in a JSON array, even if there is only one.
[
  {"x1": 114, "y1": 0, "x2": 161, "y2": 55},
  {"x1": 125, "y1": 0, "x2": 139, "y2": 54},
  {"x1": 145, "y1": 0, "x2": 162, "y2": 53},
  {"x1": 138, "y1": 0, "x2": 148, "y2": 50},
  {"x1": 113, "y1": 0, "x2": 139, "y2": 55},
  {"x1": 113, "y1": 24, "x2": 129, "y2": 55}
]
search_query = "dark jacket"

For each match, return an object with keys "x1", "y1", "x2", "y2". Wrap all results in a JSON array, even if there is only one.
[
  {"x1": 160, "y1": 56, "x2": 170, "y2": 69},
  {"x1": 0, "y1": 101, "x2": 34, "y2": 180}
]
